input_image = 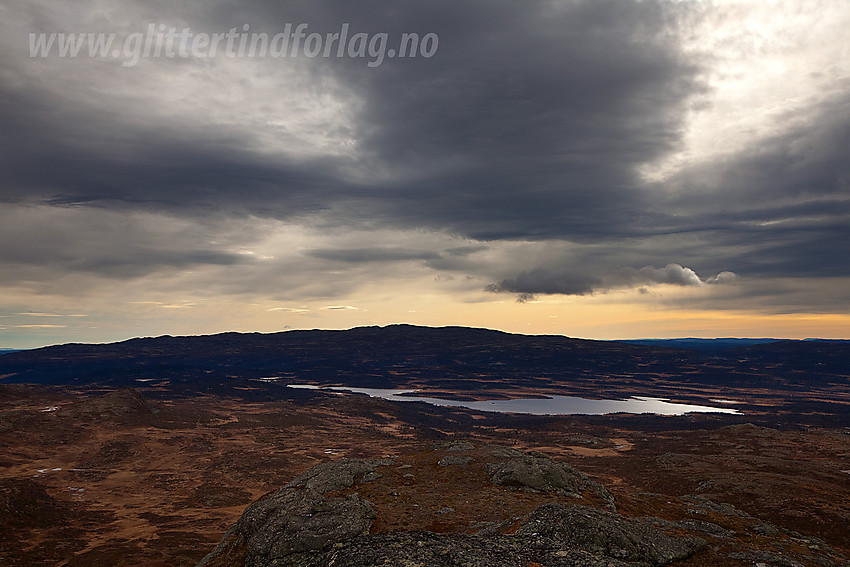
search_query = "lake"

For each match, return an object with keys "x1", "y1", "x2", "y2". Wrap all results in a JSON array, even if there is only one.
[{"x1": 286, "y1": 385, "x2": 741, "y2": 416}]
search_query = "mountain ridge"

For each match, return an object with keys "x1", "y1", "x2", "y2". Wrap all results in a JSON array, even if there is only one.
[{"x1": 1, "y1": 325, "x2": 847, "y2": 402}]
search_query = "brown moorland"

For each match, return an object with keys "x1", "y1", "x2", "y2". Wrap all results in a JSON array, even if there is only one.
[{"x1": 1, "y1": 383, "x2": 848, "y2": 566}]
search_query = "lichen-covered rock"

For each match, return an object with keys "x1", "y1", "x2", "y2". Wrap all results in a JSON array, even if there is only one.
[
  {"x1": 285, "y1": 458, "x2": 378, "y2": 494},
  {"x1": 197, "y1": 459, "x2": 378, "y2": 567},
  {"x1": 360, "y1": 471, "x2": 381, "y2": 482},
  {"x1": 485, "y1": 450, "x2": 616, "y2": 510},
  {"x1": 199, "y1": 454, "x2": 706, "y2": 567},
  {"x1": 315, "y1": 530, "x2": 629, "y2": 567},
  {"x1": 438, "y1": 455, "x2": 474, "y2": 467},
  {"x1": 445, "y1": 440, "x2": 476, "y2": 452},
  {"x1": 198, "y1": 490, "x2": 375, "y2": 567},
  {"x1": 309, "y1": 503, "x2": 705, "y2": 567},
  {"x1": 486, "y1": 452, "x2": 583, "y2": 493},
  {"x1": 516, "y1": 503, "x2": 707, "y2": 566}
]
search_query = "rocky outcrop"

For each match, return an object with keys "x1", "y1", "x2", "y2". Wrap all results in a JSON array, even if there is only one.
[
  {"x1": 438, "y1": 455, "x2": 474, "y2": 467},
  {"x1": 197, "y1": 459, "x2": 382, "y2": 567},
  {"x1": 313, "y1": 502, "x2": 706, "y2": 566},
  {"x1": 515, "y1": 503, "x2": 706, "y2": 565},
  {"x1": 486, "y1": 448, "x2": 616, "y2": 510},
  {"x1": 284, "y1": 458, "x2": 384, "y2": 493},
  {"x1": 203, "y1": 500, "x2": 704, "y2": 567},
  {"x1": 486, "y1": 448, "x2": 586, "y2": 493},
  {"x1": 216, "y1": 490, "x2": 374, "y2": 567},
  {"x1": 317, "y1": 519, "x2": 702, "y2": 567},
  {"x1": 198, "y1": 455, "x2": 704, "y2": 567}
]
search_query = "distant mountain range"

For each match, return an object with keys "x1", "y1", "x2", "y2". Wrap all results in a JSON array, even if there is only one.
[
  {"x1": 1, "y1": 325, "x2": 848, "y2": 398},
  {"x1": 616, "y1": 338, "x2": 849, "y2": 352}
]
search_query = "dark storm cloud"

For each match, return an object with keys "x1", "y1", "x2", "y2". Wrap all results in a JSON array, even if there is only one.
[
  {"x1": 70, "y1": 249, "x2": 247, "y2": 278},
  {"x1": 650, "y1": 98, "x2": 850, "y2": 279},
  {"x1": 486, "y1": 263, "x2": 731, "y2": 299},
  {"x1": 0, "y1": 83, "x2": 349, "y2": 217},
  {"x1": 322, "y1": 0, "x2": 701, "y2": 241},
  {"x1": 445, "y1": 245, "x2": 489, "y2": 257},
  {"x1": 2, "y1": 0, "x2": 849, "y2": 308},
  {"x1": 487, "y1": 269, "x2": 601, "y2": 297},
  {"x1": 0, "y1": 210, "x2": 253, "y2": 286},
  {"x1": 667, "y1": 98, "x2": 850, "y2": 208},
  {"x1": 1, "y1": 0, "x2": 700, "y2": 240},
  {"x1": 307, "y1": 247, "x2": 440, "y2": 263}
]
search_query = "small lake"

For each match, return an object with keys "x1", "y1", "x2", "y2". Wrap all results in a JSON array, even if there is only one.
[{"x1": 287, "y1": 385, "x2": 741, "y2": 416}]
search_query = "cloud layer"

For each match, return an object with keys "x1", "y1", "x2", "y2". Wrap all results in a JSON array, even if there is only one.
[
  {"x1": 487, "y1": 263, "x2": 737, "y2": 302},
  {"x1": 1, "y1": 0, "x2": 849, "y2": 343}
]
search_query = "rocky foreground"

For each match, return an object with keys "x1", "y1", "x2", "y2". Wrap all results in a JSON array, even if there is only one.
[
  {"x1": 198, "y1": 442, "x2": 847, "y2": 567},
  {"x1": 2, "y1": 386, "x2": 848, "y2": 566}
]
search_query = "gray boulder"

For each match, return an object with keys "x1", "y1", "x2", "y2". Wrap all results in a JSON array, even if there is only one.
[
  {"x1": 312, "y1": 503, "x2": 705, "y2": 567},
  {"x1": 316, "y1": 530, "x2": 629, "y2": 567},
  {"x1": 285, "y1": 458, "x2": 378, "y2": 493},
  {"x1": 517, "y1": 503, "x2": 706, "y2": 566},
  {"x1": 198, "y1": 455, "x2": 704, "y2": 567},
  {"x1": 197, "y1": 459, "x2": 378, "y2": 567},
  {"x1": 438, "y1": 455, "x2": 474, "y2": 467},
  {"x1": 485, "y1": 450, "x2": 616, "y2": 509},
  {"x1": 486, "y1": 451, "x2": 584, "y2": 493}
]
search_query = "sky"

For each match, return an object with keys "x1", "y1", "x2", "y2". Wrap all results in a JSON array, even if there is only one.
[{"x1": 1, "y1": 0, "x2": 849, "y2": 348}]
